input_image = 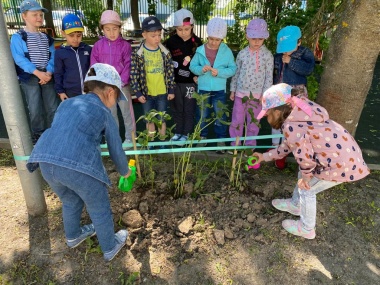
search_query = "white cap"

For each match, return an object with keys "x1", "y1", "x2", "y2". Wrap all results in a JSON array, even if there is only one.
[
  {"x1": 174, "y1": 8, "x2": 194, "y2": 26},
  {"x1": 206, "y1": 17, "x2": 227, "y2": 39}
]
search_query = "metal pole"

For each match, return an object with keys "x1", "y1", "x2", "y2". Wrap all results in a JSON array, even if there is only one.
[{"x1": 0, "y1": 2, "x2": 46, "y2": 216}]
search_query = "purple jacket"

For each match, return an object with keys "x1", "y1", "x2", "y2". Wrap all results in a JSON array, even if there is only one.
[
  {"x1": 263, "y1": 97, "x2": 370, "y2": 182},
  {"x1": 90, "y1": 35, "x2": 132, "y2": 86}
]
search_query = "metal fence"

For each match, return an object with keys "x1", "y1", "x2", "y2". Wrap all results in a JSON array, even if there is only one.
[{"x1": 2, "y1": 0, "x2": 260, "y2": 39}]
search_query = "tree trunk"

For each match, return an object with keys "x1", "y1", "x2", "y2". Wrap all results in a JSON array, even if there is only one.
[
  {"x1": 316, "y1": 0, "x2": 380, "y2": 136},
  {"x1": 131, "y1": 0, "x2": 140, "y2": 30},
  {"x1": 107, "y1": 0, "x2": 113, "y2": 10},
  {"x1": 42, "y1": 0, "x2": 54, "y2": 35}
]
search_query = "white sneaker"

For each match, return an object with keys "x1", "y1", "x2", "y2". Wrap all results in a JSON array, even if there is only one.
[
  {"x1": 216, "y1": 142, "x2": 226, "y2": 154},
  {"x1": 122, "y1": 139, "x2": 132, "y2": 150},
  {"x1": 171, "y1": 134, "x2": 182, "y2": 141},
  {"x1": 197, "y1": 136, "x2": 208, "y2": 147}
]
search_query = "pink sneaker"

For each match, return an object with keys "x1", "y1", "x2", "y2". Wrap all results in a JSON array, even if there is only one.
[
  {"x1": 282, "y1": 219, "x2": 316, "y2": 239},
  {"x1": 272, "y1": 198, "x2": 301, "y2": 216}
]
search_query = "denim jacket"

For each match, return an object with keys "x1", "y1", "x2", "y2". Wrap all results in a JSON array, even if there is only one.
[
  {"x1": 273, "y1": 46, "x2": 315, "y2": 86},
  {"x1": 27, "y1": 94, "x2": 129, "y2": 185}
]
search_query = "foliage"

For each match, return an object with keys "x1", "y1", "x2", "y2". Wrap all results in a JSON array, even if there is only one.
[
  {"x1": 82, "y1": 1, "x2": 105, "y2": 37},
  {"x1": 0, "y1": 149, "x2": 15, "y2": 167}
]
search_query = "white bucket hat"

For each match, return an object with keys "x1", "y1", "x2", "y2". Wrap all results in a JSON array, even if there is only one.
[
  {"x1": 206, "y1": 17, "x2": 227, "y2": 39},
  {"x1": 84, "y1": 63, "x2": 127, "y2": 101}
]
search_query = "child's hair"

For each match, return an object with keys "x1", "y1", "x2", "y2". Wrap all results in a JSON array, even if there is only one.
[
  {"x1": 270, "y1": 104, "x2": 293, "y2": 130},
  {"x1": 84, "y1": 68, "x2": 117, "y2": 93}
]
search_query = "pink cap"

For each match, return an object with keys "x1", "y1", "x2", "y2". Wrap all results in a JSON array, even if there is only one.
[
  {"x1": 100, "y1": 10, "x2": 121, "y2": 26},
  {"x1": 257, "y1": 83, "x2": 292, "y2": 120}
]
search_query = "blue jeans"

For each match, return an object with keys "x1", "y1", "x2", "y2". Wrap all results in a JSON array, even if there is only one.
[
  {"x1": 20, "y1": 76, "x2": 59, "y2": 135},
  {"x1": 291, "y1": 171, "x2": 341, "y2": 230},
  {"x1": 141, "y1": 94, "x2": 167, "y2": 122},
  {"x1": 196, "y1": 90, "x2": 227, "y2": 138},
  {"x1": 39, "y1": 163, "x2": 117, "y2": 252}
]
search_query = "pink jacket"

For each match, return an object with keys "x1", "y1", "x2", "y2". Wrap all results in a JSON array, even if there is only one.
[
  {"x1": 90, "y1": 35, "x2": 132, "y2": 86},
  {"x1": 264, "y1": 97, "x2": 370, "y2": 182}
]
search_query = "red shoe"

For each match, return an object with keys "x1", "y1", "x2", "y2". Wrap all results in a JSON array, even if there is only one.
[{"x1": 275, "y1": 156, "x2": 287, "y2": 170}]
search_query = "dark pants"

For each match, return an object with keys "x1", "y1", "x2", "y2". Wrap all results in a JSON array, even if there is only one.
[{"x1": 171, "y1": 83, "x2": 196, "y2": 136}]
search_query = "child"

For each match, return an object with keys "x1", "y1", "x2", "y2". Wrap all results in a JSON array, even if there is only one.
[
  {"x1": 253, "y1": 83, "x2": 370, "y2": 239},
  {"x1": 91, "y1": 10, "x2": 135, "y2": 147},
  {"x1": 130, "y1": 16, "x2": 175, "y2": 148},
  {"x1": 54, "y1": 14, "x2": 92, "y2": 100},
  {"x1": 164, "y1": 8, "x2": 203, "y2": 143},
  {"x1": 229, "y1": 19, "x2": 273, "y2": 156},
  {"x1": 10, "y1": 0, "x2": 59, "y2": 144},
  {"x1": 27, "y1": 63, "x2": 131, "y2": 261},
  {"x1": 271, "y1": 25, "x2": 315, "y2": 169},
  {"x1": 189, "y1": 17, "x2": 237, "y2": 153}
]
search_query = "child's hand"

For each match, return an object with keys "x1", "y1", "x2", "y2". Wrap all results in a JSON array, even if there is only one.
[
  {"x1": 230, "y1": 92, "x2": 235, "y2": 101},
  {"x1": 252, "y1": 152, "x2": 264, "y2": 163},
  {"x1": 34, "y1": 70, "x2": 51, "y2": 84},
  {"x1": 124, "y1": 169, "x2": 131, "y2": 178},
  {"x1": 138, "y1": 96, "x2": 146, "y2": 103},
  {"x1": 58, "y1": 93, "x2": 68, "y2": 101},
  {"x1": 211, "y1": 68, "x2": 218, "y2": 77},
  {"x1": 193, "y1": 76, "x2": 198, "y2": 84},
  {"x1": 202, "y1": 65, "x2": 211, "y2": 73},
  {"x1": 167, "y1": 94, "x2": 175, "y2": 100},
  {"x1": 282, "y1": 54, "x2": 291, "y2": 64},
  {"x1": 297, "y1": 177, "x2": 311, "y2": 190}
]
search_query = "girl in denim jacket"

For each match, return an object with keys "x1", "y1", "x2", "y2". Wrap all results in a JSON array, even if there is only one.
[{"x1": 27, "y1": 63, "x2": 131, "y2": 261}]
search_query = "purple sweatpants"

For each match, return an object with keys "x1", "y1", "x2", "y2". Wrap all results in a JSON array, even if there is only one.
[{"x1": 229, "y1": 96, "x2": 261, "y2": 146}]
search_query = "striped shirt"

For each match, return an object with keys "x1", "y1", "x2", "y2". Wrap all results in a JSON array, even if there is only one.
[{"x1": 26, "y1": 32, "x2": 50, "y2": 69}]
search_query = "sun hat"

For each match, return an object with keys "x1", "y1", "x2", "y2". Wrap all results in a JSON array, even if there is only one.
[
  {"x1": 257, "y1": 83, "x2": 313, "y2": 120},
  {"x1": 206, "y1": 17, "x2": 227, "y2": 39},
  {"x1": 100, "y1": 10, "x2": 122, "y2": 26},
  {"x1": 276, "y1": 25, "x2": 302, "y2": 53},
  {"x1": 62, "y1": 14, "x2": 84, "y2": 34},
  {"x1": 20, "y1": 0, "x2": 48, "y2": 13},
  {"x1": 257, "y1": 83, "x2": 292, "y2": 120},
  {"x1": 84, "y1": 63, "x2": 127, "y2": 101},
  {"x1": 173, "y1": 8, "x2": 194, "y2": 26},
  {"x1": 141, "y1": 16, "x2": 164, "y2": 32},
  {"x1": 246, "y1": 19, "x2": 269, "y2": 39}
]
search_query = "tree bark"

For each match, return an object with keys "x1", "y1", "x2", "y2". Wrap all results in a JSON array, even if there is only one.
[
  {"x1": 131, "y1": 0, "x2": 140, "y2": 29},
  {"x1": 316, "y1": 0, "x2": 380, "y2": 136},
  {"x1": 107, "y1": 0, "x2": 113, "y2": 10},
  {"x1": 42, "y1": 0, "x2": 54, "y2": 34}
]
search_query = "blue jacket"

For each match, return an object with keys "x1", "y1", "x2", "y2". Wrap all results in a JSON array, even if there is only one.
[
  {"x1": 54, "y1": 42, "x2": 92, "y2": 97},
  {"x1": 190, "y1": 42, "x2": 236, "y2": 92},
  {"x1": 273, "y1": 46, "x2": 315, "y2": 86},
  {"x1": 10, "y1": 30, "x2": 55, "y2": 82},
  {"x1": 26, "y1": 93, "x2": 129, "y2": 185}
]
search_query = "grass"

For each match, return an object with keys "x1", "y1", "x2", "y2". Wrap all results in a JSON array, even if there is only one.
[{"x1": 0, "y1": 149, "x2": 15, "y2": 167}]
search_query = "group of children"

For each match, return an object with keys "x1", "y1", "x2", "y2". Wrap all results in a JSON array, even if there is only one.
[
  {"x1": 10, "y1": 0, "x2": 314, "y2": 161},
  {"x1": 13, "y1": 1, "x2": 370, "y2": 248}
]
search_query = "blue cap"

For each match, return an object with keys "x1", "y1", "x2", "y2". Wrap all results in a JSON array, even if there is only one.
[
  {"x1": 276, "y1": 26, "x2": 302, "y2": 53},
  {"x1": 62, "y1": 14, "x2": 84, "y2": 34},
  {"x1": 142, "y1": 16, "x2": 163, "y2": 32},
  {"x1": 20, "y1": 0, "x2": 48, "y2": 13}
]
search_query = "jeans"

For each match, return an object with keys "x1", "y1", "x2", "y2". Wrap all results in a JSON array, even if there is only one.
[
  {"x1": 195, "y1": 90, "x2": 227, "y2": 138},
  {"x1": 39, "y1": 163, "x2": 117, "y2": 252},
  {"x1": 229, "y1": 96, "x2": 261, "y2": 146},
  {"x1": 141, "y1": 94, "x2": 168, "y2": 122},
  {"x1": 110, "y1": 85, "x2": 136, "y2": 141},
  {"x1": 20, "y1": 76, "x2": 59, "y2": 135},
  {"x1": 291, "y1": 171, "x2": 341, "y2": 230}
]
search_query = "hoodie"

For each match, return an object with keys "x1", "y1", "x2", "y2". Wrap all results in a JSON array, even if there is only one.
[
  {"x1": 263, "y1": 97, "x2": 370, "y2": 182},
  {"x1": 90, "y1": 35, "x2": 132, "y2": 86}
]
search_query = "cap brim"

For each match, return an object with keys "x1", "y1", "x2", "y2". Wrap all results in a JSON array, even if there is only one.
[
  {"x1": 118, "y1": 89, "x2": 128, "y2": 102},
  {"x1": 256, "y1": 109, "x2": 267, "y2": 120},
  {"x1": 277, "y1": 40, "x2": 297, "y2": 53},
  {"x1": 64, "y1": 27, "x2": 84, "y2": 34},
  {"x1": 26, "y1": 7, "x2": 49, "y2": 13},
  {"x1": 144, "y1": 27, "x2": 166, "y2": 32}
]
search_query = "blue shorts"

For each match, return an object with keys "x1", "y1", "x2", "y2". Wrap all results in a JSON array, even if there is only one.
[{"x1": 142, "y1": 94, "x2": 168, "y2": 122}]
